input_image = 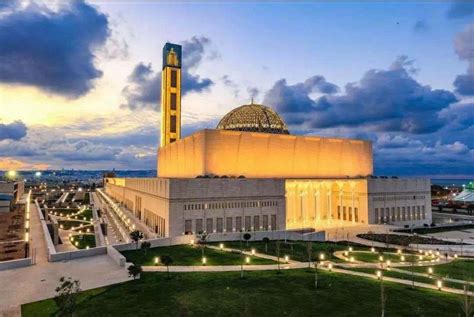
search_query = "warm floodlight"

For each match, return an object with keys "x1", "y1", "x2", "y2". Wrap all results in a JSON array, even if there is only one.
[
  {"x1": 376, "y1": 270, "x2": 382, "y2": 279},
  {"x1": 284, "y1": 255, "x2": 289, "y2": 263},
  {"x1": 246, "y1": 256, "x2": 250, "y2": 264},
  {"x1": 371, "y1": 247, "x2": 375, "y2": 253}
]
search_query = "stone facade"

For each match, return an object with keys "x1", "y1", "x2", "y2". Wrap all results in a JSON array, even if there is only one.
[{"x1": 157, "y1": 129, "x2": 373, "y2": 179}]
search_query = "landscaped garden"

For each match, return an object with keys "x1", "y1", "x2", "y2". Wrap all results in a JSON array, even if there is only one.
[
  {"x1": 58, "y1": 220, "x2": 88, "y2": 230},
  {"x1": 122, "y1": 244, "x2": 277, "y2": 266},
  {"x1": 410, "y1": 259, "x2": 474, "y2": 281},
  {"x1": 209, "y1": 240, "x2": 375, "y2": 263},
  {"x1": 21, "y1": 269, "x2": 467, "y2": 316},
  {"x1": 396, "y1": 224, "x2": 474, "y2": 235},
  {"x1": 342, "y1": 251, "x2": 424, "y2": 263},
  {"x1": 70, "y1": 234, "x2": 96, "y2": 249},
  {"x1": 357, "y1": 233, "x2": 464, "y2": 246}
]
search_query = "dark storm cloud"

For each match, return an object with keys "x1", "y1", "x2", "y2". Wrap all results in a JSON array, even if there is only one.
[
  {"x1": 447, "y1": 0, "x2": 474, "y2": 19},
  {"x1": 0, "y1": 1, "x2": 110, "y2": 98},
  {"x1": 121, "y1": 36, "x2": 214, "y2": 110},
  {"x1": 264, "y1": 56, "x2": 457, "y2": 134},
  {"x1": 453, "y1": 23, "x2": 474, "y2": 96},
  {"x1": 0, "y1": 120, "x2": 27, "y2": 141}
]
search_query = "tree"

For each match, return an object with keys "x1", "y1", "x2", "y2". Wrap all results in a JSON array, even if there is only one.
[
  {"x1": 54, "y1": 276, "x2": 81, "y2": 316},
  {"x1": 243, "y1": 233, "x2": 252, "y2": 247},
  {"x1": 197, "y1": 232, "x2": 208, "y2": 258},
  {"x1": 130, "y1": 230, "x2": 144, "y2": 250},
  {"x1": 380, "y1": 273, "x2": 387, "y2": 317},
  {"x1": 262, "y1": 237, "x2": 270, "y2": 253},
  {"x1": 141, "y1": 241, "x2": 151, "y2": 256},
  {"x1": 306, "y1": 241, "x2": 313, "y2": 269},
  {"x1": 161, "y1": 255, "x2": 174, "y2": 279},
  {"x1": 313, "y1": 256, "x2": 320, "y2": 289},
  {"x1": 128, "y1": 264, "x2": 142, "y2": 280},
  {"x1": 276, "y1": 240, "x2": 282, "y2": 274}
]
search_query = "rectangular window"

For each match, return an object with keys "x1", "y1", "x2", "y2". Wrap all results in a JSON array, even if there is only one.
[
  {"x1": 170, "y1": 93, "x2": 177, "y2": 110},
  {"x1": 271, "y1": 215, "x2": 277, "y2": 230},
  {"x1": 170, "y1": 115, "x2": 176, "y2": 133},
  {"x1": 253, "y1": 216, "x2": 260, "y2": 230},
  {"x1": 170, "y1": 69, "x2": 177, "y2": 88},
  {"x1": 375, "y1": 208, "x2": 379, "y2": 223},
  {"x1": 196, "y1": 219, "x2": 203, "y2": 234},
  {"x1": 184, "y1": 220, "x2": 192, "y2": 234},
  {"x1": 226, "y1": 217, "x2": 232, "y2": 232},
  {"x1": 263, "y1": 215, "x2": 268, "y2": 230},
  {"x1": 236, "y1": 216, "x2": 242, "y2": 231},
  {"x1": 355, "y1": 207, "x2": 359, "y2": 222},
  {"x1": 217, "y1": 218, "x2": 223, "y2": 233},
  {"x1": 245, "y1": 216, "x2": 251, "y2": 231},
  {"x1": 206, "y1": 218, "x2": 213, "y2": 233}
]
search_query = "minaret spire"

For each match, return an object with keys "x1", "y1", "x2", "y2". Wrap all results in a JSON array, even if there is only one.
[{"x1": 160, "y1": 43, "x2": 182, "y2": 147}]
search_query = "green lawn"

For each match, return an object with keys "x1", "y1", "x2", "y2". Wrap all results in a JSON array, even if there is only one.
[
  {"x1": 122, "y1": 245, "x2": 277, "y2": 266},
  {"x1": 410, "y1": 259, "x2": 474, "y2": 281},
  {"x1": 209, "y1": 240, "x2": 374, "y2": 263},
  {"x1": 70, "y1": 234, "x2": 96, "y2": 249},
  {"x1": 58, "y1": 220, "x2": 89, "y2": 230},
  {"x1": 349, "y1": 252, "x2": 425, "y2": 263},
  {"x1": 72, "y1": 224, "x2": 94, "y2": 234},
  {"x1": 22, "y1": 270, "x2": 465, "y2": 316},
  {"x1": 344, "y1": 267, "x2": 464, "y2": 290}
]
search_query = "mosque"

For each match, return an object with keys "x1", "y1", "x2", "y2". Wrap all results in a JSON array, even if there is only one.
[{"x1": 105, "y1": 43, "x2": 432, "y2": 238}]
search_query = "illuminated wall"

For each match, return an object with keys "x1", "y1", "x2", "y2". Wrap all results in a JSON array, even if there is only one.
[
  {"x1": 158, "y1": 129, "x2": 373, "y2": 179},
  {"x1": 285, "y1": 179, "x2": 369, "y2": 230}
]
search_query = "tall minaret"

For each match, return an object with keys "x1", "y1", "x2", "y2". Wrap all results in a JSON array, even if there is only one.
[{"x1": 160, "y1": 43, "x2": 182, "y2": 147}]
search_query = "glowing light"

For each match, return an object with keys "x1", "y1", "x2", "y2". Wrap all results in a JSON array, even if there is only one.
[
  {"x1": 454, "y1": 254, "x2": 458, "y2": 259},
  {"x1": 437, "y1": 280, "x2": 442, "y2": 290},
  {"x1": 202, "y1": 257, "x2": 207, "y2": 265},
  {"x1": 348, "y1": 247, "x2": 353, "y2": 252},
  {"x1": 401, "y1": 255, "x2": 405, "y2": 261},
  {"x1": 328, "y1": 263, "x2": 333, "y2": 271},
  {"x1": 154, "y1": 257, "x2": 159, "y2": 265},
  {"x1": 190, "y1": 240, "x2": 194, "y2": 245},
  {"x1": 86, "y1": 246, "x2": 89, "y2": 249},
  {"x1": 35, "y1": 171, "x2": 41, "y2": 177},
  {"x1": 219, "y1": 243, "x2": 224, "y2": 250},
  {"x1": 386, "y1": 260, "x2": 391, "y2": 267},
  {"x1": 320, "y1": 253, "x2": 325, "y2": 260},
  {"x1": 349, "y1": 256, "x2": 355, "y2": 262},
  {"x1": 246, "y1": 256, "x2": 250, "y2": 264},
  {"x1": 379, "y1": 256, "x2": 384, "y2": 262},
  {"x1": 428, "y1": 267, "x2": 433, "y2": 274},
  {"x1": 251, "y1": 248, "x2": 255, "y2": 255},
  {"x1": 6, "y1": 170, "x2": 17, "y2": 178},
  {"x1": 376, "y1": 270, "x2": 382, "y2": 279},
  {"x1": 284, "y1": 255, "x2": 289, "y2": 263},
  {"x1": 371, "y1": 247, "x2": 375, "y2": 253},
  {"x1": 24, "y1": 232, "x2": 29, "y2": 242},
  {"x1": 397, "y1": 249, "x2": 402, "y2": 254}
]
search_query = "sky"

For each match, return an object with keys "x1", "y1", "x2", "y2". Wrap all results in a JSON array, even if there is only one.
[{"x1": 0, "y1": 0, "x2": 473, "y2": 177}]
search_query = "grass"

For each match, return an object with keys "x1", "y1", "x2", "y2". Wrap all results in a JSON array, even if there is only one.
[
  {"x1": 343, "y1": 267, "x2": 465, "y2": 290},
  {"x1": 121, "y1": 245, "x2": 277, "y2": 266},
  {"x1": 72, "y1": 224, "x2": 94, "y2": 234},
  {"x1": 410, "y1": 259, "x2": 474, "y2": 281},
  {"x1": 70, "y1": 234, "x2": 96, "y2": 249},
  {"x1": 349, "y1": 251, "x2": 424, "y2": 263},
  {"x1": 209, "y1": 240, "x2": 373, "y2": 263},
  {"x1": 22, "y1": 270, "x2": 466, "y2": 317},
  {"x1": 58, "y1": 220, "x2": 89, "y2": 230}
]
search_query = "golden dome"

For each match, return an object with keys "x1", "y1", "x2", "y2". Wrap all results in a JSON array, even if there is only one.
[{"x1": 217, "y1": 103, "x2": 290, "y2": 134}]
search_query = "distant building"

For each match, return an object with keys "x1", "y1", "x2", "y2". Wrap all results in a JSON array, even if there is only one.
[
  {"x1": 105, "y1": 42, "x2": 432, "y2": 238},
  {"x1": 0, "y1": 181, "x2": 25, "y2": 213}
]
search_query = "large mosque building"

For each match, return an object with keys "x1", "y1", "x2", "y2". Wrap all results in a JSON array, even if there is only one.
[{"x1": 105, "y1": 43, "x2": 432, "y2": 238}]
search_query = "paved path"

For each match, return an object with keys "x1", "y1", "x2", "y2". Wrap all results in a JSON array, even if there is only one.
[
  {"x1": 0, "y1": 202, "x2": 131, "y2": 317},
  {"x1": 0, "y1": 255, "x2": 130, "y2": 316}
]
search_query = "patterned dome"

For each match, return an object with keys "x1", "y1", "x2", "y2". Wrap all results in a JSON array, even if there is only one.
[{"x1": 216, "y1": 103, "x2": 290, "y2": 134}]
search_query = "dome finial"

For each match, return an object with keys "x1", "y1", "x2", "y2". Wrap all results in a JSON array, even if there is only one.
[{"x1": 251, "y1": 97, "x2": 254, "y2": 104}]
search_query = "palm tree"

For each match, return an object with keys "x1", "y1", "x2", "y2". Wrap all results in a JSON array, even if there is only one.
[
  {"x1": 130, "y1": 230, "x2": 144, "y2": 250},
  {"x1": 243, "y1": 233, "x2": 252, "y2": 247},
  {"x1": 128, "y1": 264, "x2": 142, "y2": 280},
  {"x1": 161, "y1": 255, "x2": 174, "y2": 279},
  {"x1": 141, "y1": 241, "x2": 151, "y2": 256},
  {"x1": 262, "y1": 237, "x2": 270, "y2": 253},
  {"x1": 197, "y1": 232, "x2": 208, "y2": 258},
  {"x1": 306, "y1": 241, "x2": 313, "y2": 269}
]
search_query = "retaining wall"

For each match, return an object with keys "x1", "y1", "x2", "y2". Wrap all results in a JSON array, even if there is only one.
[{"x1": 0, "y1": 257, "x2": 33, "y2": 271}]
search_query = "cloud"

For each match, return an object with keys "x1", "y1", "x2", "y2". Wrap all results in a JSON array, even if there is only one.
[
  {"x1": 264, "y1": 56, "x2": 457, "y2": 134},
  {"x1": 413, "y1": 19, "x2": 429, "y2": 32},
  {"x1": 0, "y1": 157, "x2": 48, "y2": 171},
  {"x1": 0, "y1": 120, "x2": 27, "y2": 141},
  {"x1": 447, "y1": 1, "x2": 474, "y2": 19},
  {"x1": 263, "y1": 75, "x2": 338, "y2": 123},
  {"x1": 0, "y1": 0, "x2": 110, "y2": 98},
  {"x1": 453, "y1": 23, "x2": 474, "y2": 95},
  {"x1": 121, "y1": 36, "x2": 214, "y2": 110},
  {"x1": 247, "y1": 87, "x2": 260, "y2": 100}
]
